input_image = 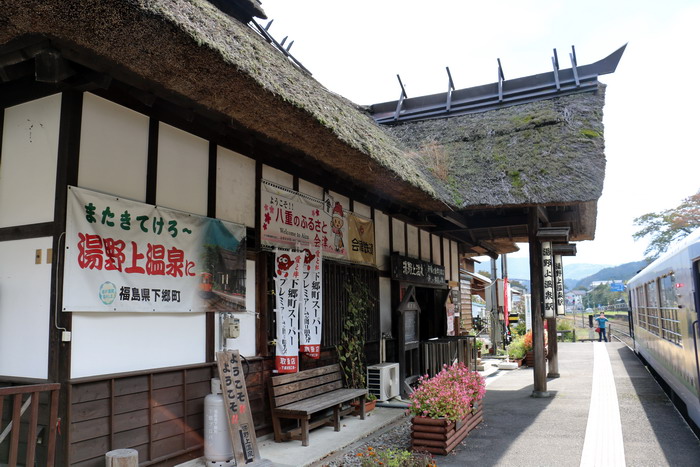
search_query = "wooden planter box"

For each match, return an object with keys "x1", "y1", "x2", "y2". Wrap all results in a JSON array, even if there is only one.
[
  {"x1": 351, "y1": 398, "x2": 376, "y2": 416},
  {"x1": 410, "y1": 406, "x2": 483, "y2": 455}
]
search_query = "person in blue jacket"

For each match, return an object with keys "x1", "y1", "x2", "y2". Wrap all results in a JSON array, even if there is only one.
[{"x1": 596, "y1": 312, "x2": 609, "y2": 342}]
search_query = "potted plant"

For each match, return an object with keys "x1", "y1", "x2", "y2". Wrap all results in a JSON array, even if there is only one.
[
  {"x1": 506, "y1": 336, "x2": 526, "y2": 366},
  {"x1": 408, "y1": 363, "x2": 486, "y2": 455},
  {"x1": 337, "y1": 278, "x2": 377, "y2": 414}
]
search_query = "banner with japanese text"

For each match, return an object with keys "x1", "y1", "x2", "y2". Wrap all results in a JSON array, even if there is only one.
[
  {"x1": 261, "y1": 180, "x2": 348, "y2": 260},
  {"x1": 274, "y1": 249, "x2": 302, "y2": 372},
  {"x1": 541, "y1": 241, "x2": 555, "y2": 318},
  {"x1": 347, "y1": 213, "x2": 375, "y2": 266},
  {"x1": 300, "y1": 248, "x2": 322, "y2": 358},
  {"x1": 63, "y1": 186, "x2": 246, "y2": 312}
]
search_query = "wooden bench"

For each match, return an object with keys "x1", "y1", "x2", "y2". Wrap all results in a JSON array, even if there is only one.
[{"x1": 268, "y1": 364, "x2": 367, "y2": 446}]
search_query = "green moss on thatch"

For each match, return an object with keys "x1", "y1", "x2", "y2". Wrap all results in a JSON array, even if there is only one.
[{"x1": 387, "y1": 89, "x2": 607, "y2": 208}]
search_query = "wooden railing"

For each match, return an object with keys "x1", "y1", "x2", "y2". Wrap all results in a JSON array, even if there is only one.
[
  {"x1": 0, "y1": 383, "x2": 60, "y2": 467},
  {"x1": 421, "y1": 336, "x2": 477, "y2": 378}
]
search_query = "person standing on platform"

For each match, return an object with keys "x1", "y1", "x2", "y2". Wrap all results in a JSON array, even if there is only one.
[{"x1": 596, "y1": 312, "x2": 609, "y2": 342}]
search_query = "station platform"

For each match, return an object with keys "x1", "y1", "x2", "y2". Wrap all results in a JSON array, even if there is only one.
[
  {"x1": 181, "y1": 343, "x2": 700, "y2": 466},
  {"x1": 439, "y1": 342, "x2": 700, "y2": 466}
]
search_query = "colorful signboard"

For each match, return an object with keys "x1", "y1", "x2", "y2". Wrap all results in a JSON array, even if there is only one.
[
  {"x1": 261, "y1": 180, "x2": 375, "y2": 265},
  {"x1": 63, "y1": 186, "x2": 246, "y2": 312}
]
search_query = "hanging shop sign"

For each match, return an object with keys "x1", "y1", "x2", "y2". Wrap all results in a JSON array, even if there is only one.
[
  {"x1": 554, "y1": 254, "x2": 565, "y2": 316},
  {"x1": 63, "y1": 186, "x2": 246, "y2": 312},
  {"x1": 274, "y1": 249, "x2": 303, "y2": 373},
  {"x1": 391, "y1": 254, "x2": 445, "y2": 287},
  {"x1": 541, "y1": 241, "x2": 555, "y2": 318},
  {"x1": 300, "y1": 248, "x2": 322, "y2": 358},
  {"x1": 347, "y1": 213, "x2": 376, "y2": 266}
]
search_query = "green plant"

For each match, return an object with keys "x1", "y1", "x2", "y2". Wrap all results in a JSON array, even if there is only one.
[
  {"x1": 408, "y1": 363, "x2": 486, "y2": 421},
  {"x1": 357, "y1": 446, "x2": 437, "y2": 466},
  {"x1": 337, "y1": 277, "x2": 373, "y2": 389},
  {"x1": 507, "y1": 336, "x2": 526, "y2": 360}
]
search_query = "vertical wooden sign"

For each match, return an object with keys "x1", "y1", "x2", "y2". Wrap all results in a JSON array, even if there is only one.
[
  {"x1": 541, "y1": 241, "x2": 555, "y2": 318},
  {"x1": 216, "y1": 350, "x2": 260, "y2": 464}
]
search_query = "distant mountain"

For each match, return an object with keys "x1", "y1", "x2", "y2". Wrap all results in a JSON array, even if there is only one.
[
  {"x1": 574, "y1": 260, "x2": 649, "y2": 289},
  {"x1": 489, "y1": 257, "x2": 611, "y2": 281}
]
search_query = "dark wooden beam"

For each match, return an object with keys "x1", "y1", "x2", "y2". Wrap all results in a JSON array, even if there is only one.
[{"x1": 528, "y1": 208, "x2": 549, "y2": 397}]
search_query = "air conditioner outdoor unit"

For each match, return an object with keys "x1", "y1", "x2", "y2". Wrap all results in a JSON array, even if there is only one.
[{"x1": 367, "y1": 362, "x2": 400, "y2": 401}]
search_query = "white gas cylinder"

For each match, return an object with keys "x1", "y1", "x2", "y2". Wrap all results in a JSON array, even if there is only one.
[{"x1": 204, "y1": 378, "x2": 235, "y2": 467}]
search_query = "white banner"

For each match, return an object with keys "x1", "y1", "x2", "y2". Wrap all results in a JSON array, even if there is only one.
[
  {"x1": 554, "y1": 254, "x2": 565, "y2": 316},
  {"x1": 274, "y1": 249, "x2": 303, "y2": 373},
  {"x1": 261, "y1": 181, "x2": 348, "y2": 260},
  {"x1": 63, "y1": 186, "x2": 246, "y2": 312},
  {"x1": 300, "y1": 248, "x2": 322, "y2": 358}
]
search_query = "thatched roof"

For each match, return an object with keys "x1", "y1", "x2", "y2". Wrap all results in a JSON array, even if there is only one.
[
  {"x1": 0, "y1": 0, "x2": 443, "y2": 210},
  {"x1": 387, "y1": 87, "x2": 607, "y2": 209},
  {"x1": 0, "y1": 0, "x2": 616, "y2": 251}
]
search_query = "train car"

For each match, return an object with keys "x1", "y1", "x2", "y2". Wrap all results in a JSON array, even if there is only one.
[{"x1": 628, "y1": 228, "x2": 700, "y2": 430}]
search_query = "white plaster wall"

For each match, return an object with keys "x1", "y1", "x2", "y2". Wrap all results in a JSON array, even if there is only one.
[
  {"x1": 0, "y1": 238, "x2": 52, "y2": 379},
  {"x1": 78, "y1": 93, "x2": 149, "y2": 201},
  {"x1": 0, "y1": 94, "x2": 61, "y2": 227},
  {"x1": 406, "y1": 224, "x2": 419, "y2": 258},
  {"x1": 262, "y1": 165, "x2": 293, "y2": 188},
  {"x1": 156, "y1": 123, "x2": 208, "y2": 216},
  {"x1": 353, "y1": 201, "x2": 371, "y2": 218},
  {"x1": 215, "y1": 260, "x2": 256, "y2": 357},
  {"x1": 379, "y1": 277, "x2": 392, "y2": 335},
  {"x1": 420, "y1": 230, "x2": 431, "y2": 262},
  {"x1": 392, "y1": 218, "x2": 405, "y2": 256},
  {"x1": 443, "y1": 237, "x2": 451, "y2": 281},
  {"x1": 432, "y1": 234, "x2": 442, "y2": 266},
  {"x1": 216, "y1": 147, "x2": 255, "y2": 227},
  {"x1": 298, "y1": 179, "x2": 323, "y2": 199},
  {"x1": 71, "y1": 312, "x2": 206, "y2": 378},
  {"x1": 374, "y1": 211, "x2": 390, "y2": 271}
]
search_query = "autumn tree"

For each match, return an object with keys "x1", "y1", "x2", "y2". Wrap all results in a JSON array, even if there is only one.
[{"x1": 633, "y1": 190, "x2": 700, "y2": 260}]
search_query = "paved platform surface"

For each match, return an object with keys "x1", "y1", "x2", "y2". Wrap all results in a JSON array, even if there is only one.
[{"x1": 438, "y1": 342, "x2": 700, "y2": 466}]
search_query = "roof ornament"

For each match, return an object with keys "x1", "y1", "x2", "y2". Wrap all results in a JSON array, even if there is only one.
[
  {"x1": 569, "y1": 45, "x2": 580, "y2": 87},
  {"x1": 370, "y1": 44, "x2": 626, "y2": 124},
  {"x1": 251, "y1": 19, "x2": 311, "y2": 74},
  {"x1": 552, "y1": 48, "x2": 561, "y2": 90},
  {"x1": 497, "y1": 58, "x2": 505, "y2": 102},
  {"x1": 446, "y1": 67, "x2": 455, "y2": 112},
  {"x1": 393, "y1": 74, "x2": 408, "y2": 121}
]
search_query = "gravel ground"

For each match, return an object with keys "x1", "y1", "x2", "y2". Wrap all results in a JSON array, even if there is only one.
[{"x1": 312, "y1": 416, "x2": 414, "y2": 466}]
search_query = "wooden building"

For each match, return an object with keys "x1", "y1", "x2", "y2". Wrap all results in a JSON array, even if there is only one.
[{"x1": 0, "y1": 0, "x2": 622, "y2": 465}]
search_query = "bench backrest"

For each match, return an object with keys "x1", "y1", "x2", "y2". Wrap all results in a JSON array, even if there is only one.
[{"x1": 270, "y1": 364, "x2": 345, "y2": 408}]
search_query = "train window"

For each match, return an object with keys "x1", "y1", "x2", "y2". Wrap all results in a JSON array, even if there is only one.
[
  {"x1": 659, "y1": 274, "x2": 682, "y2": 346},
  {"x1": 634, "y1": 286, "x2": 648, "y2": 331},
  {"x1": 645, "y1": 280, "x2": 660, "y2": 336}
]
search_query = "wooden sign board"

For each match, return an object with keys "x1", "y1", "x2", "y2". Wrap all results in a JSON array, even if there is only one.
[{"x1": 216, "y1": 350, "x2": 260, "y2": 465}]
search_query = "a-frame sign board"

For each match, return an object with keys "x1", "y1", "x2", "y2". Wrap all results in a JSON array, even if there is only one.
[{"x1": 216, "y1": 350, "x2": 272, "y2": 466}]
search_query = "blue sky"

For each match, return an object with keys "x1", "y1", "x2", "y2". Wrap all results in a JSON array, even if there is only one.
[{"x1": 261, "y1": 0, "x2": 700, "y2": 265}]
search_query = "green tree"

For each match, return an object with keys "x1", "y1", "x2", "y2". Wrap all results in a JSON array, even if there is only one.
[{"x1": 633, "y1": 190, "x2": 700, "y2": 260}]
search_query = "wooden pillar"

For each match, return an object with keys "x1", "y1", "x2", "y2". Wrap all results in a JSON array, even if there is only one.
[
  {"x1": 528, "y1": 209, "x2": 549, "y2": 397},
  {"x1": 546, "y1": 317, "x2": 559, "y2": 378}
]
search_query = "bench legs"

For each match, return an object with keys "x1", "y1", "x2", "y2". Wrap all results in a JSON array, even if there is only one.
[{"x1": 301, "y1": 416, "x2": 310, "y2": 447}]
